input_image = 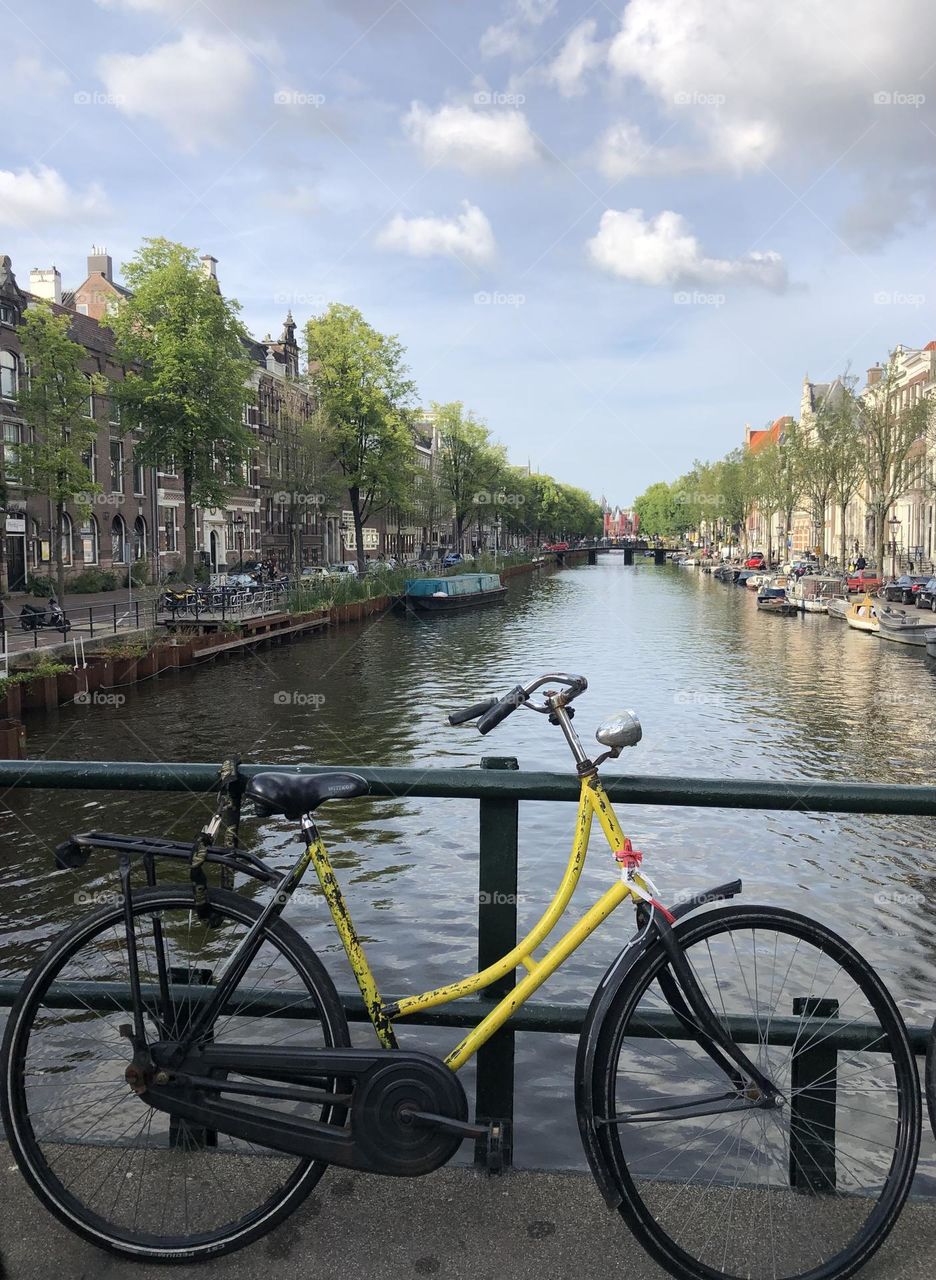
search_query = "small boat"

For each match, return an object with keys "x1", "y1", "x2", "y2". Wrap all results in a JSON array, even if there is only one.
[
  {"x1": 845, "y1": 594, "x2": 879, "y2": 633},
  {"x1": 876, "y1": 605, "x2": 935, "y2": 647},
  {"x1": 792, "y1": 575, "x2": 848, "y2": 613},
  {"x1": 757, "y1": 589, "x2": 799, "y2": 616},
  {"x1": 404, "y1": 572, "x2": 506, "y2": 613},
  {"x1": 826, "y1": 595, "x2": 850, "y2": 621},
  {"x1": 925, "y1": 632, "x2": 936, "y2": 660}
]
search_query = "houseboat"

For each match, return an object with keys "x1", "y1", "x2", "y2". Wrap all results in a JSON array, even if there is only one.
[{"x1": 404, "y1": 572, "x2": 507, "y2": 614}]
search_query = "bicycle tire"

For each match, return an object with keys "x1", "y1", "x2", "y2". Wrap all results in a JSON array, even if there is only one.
[
  {"x1": 585, "y1": 904, "x2": 920, "y2": 1280},
  {"x1": 1, "y1": 885, "x2": 350, "y2": 1262},
  {"x1": 925, "y1": 1016, "x2": 936, "y2": 1141}
]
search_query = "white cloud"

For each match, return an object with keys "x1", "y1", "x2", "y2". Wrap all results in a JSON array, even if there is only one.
[
  {"x1": 586, "y1": 208, "x2": 787, "y2": 291},
  {"x1": 12, "y1": 55, "x2": 70, "y2": 95},
  {"x1": 376, "y1": 201, "x2": 495, "y2": 266},
  {"x1": 481, "y1": 0, "x2": 556, "y2": 60},
  {"x1": 404, "y1": 102, "x2": 540, "y2": 173},
  {"x1": 604, "y1": 0, "x2": 936, "y2": 240},
  {"x1": 98, "y1": 30, "x2": 256, "y2": 150},
  {"x1": 543, "y1": 19, "x2": 604, "y2": 97},
  {"x1": 0, "y1": 165, "x2": 107, "y2": 229}
]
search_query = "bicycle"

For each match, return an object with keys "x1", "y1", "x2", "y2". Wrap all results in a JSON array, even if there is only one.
[{"x1": 0, "y1": 674, "x2": 921, "y2": 1279}]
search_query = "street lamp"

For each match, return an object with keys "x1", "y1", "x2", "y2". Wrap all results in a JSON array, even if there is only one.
[
  {"x1": 232, "y1": 513, "x2": 246, "y2": 571},
  {"x1": 888, "y1": 515, "x2": 901, "y2": 579}
]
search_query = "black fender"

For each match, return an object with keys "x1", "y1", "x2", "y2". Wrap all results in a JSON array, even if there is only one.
[{"x1": 574, "y1": 878, "x2": 742, "y2": 1209}]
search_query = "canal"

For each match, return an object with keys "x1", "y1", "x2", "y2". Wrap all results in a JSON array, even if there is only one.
[{"x1": 2, "y1": 554, "x2": 936, "y2": 1173}]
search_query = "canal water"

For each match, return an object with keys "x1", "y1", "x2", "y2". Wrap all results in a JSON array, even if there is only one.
[{"x1": 2, "y1": 555, "x2": 936, "y2": 1173}]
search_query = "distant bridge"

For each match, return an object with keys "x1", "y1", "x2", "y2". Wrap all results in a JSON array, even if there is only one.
[{"x1": 566, "y1": 540, "x2": 686, "y2": 566}]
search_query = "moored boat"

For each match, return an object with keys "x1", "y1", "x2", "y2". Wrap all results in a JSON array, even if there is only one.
[
  {"x1": 826, "y1": 595, "x2": 850, "y2": 621},
  {"x1": 404, "y1": 572, "x2": 507, "y2": 613},
  {"x1": 845, "y1": 594, "x2": 879, "y2": 633},
  {"x1": 792, "y1": 574, "x2": 848, "y2": 613},
  {"x1": 757, "y1": 591, "x2": 799, "y2": 616},
  {"x1": 876, "y1": 605, "x2": 935, "y2": 647}
]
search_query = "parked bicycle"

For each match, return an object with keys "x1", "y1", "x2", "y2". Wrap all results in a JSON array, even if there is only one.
[{"x1": 0, "y1": 673, "x2": 921, "y2": 1278}]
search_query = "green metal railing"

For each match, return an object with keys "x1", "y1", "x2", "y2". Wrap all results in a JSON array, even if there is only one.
[{"x1": 0, "y1": 757, "x2": 933, "y2": 1172}]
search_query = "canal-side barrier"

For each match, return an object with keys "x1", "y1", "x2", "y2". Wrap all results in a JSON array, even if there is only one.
[
  {"x1": 0, "y1": 756, "x2": 933, "y2": 1174},
  {"x1": 0, "y1": 553, "x2": 581, "y2": 756}
]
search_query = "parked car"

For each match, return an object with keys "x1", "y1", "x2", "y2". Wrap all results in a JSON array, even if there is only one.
[
  {"x1": 543, "y1": 541, "x2": 570, "y2": 552},
  {"x1": 225, "y1": 572, "x2": 256, "y2": 589},
  {"x1": 745, "y1": 552, "x2": 767, "y2": 570},
  {"x1": 328, "y1": 562, "x2": 359, "y2": 577},
  {"x1": 883, "y1": 574, "x2": 929, "y2": 604},
  {"x1": 915, "y1": 577, "x2": 936, "y2": 609},
  {"x1": 300, "y1": 565, "x2": 331, "y2": 580},
  {"x1": 442, "y1": 552, "x2": 464, "y2": 568},
  {"x1": 845, "y1": 568, "x2": 884, "y2": 593}
]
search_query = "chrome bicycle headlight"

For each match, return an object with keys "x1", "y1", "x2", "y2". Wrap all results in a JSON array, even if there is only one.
[{"x1": 595, "y1": 710, "x2": 642, "y2": 748}]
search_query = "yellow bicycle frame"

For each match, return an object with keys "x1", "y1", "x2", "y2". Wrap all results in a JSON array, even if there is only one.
[{"x1": 306, "y1": 774, "x2": 652, "y2": 1071}]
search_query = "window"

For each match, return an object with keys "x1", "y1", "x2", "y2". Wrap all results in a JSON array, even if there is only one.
[
  {"x1": 162, "y1": 507, "x2": 178, "y2": 552},
  {"x1": 108, "y1": 388, "x2": 121, "y2": 425},
  {"x1": 110, "y1": 438, "x2": 123, "y2": 491},
  {"x1": 3, "y1": 421, "x2": 22, "y2": 475},
  {"x1": 82, "y1": 439, "x2": 97, "y2": 484},
  {"x1": 160, "y1": 454, "x2": 177, "y2": 477},
  {"x1": 60, "y1": 512, "x2": 73, "y2": 566},
  {"x1": 76, "y1": 304, "x2": 89, "y2": 316},
  {"x1": 133, "y1": 457, "x2": 145, "y2": 495},
  {"x1": 133, "y1": 516, "x2": 146, "y2": 561},
  {"x1": 0, "y1": 350, "x2": 17, "y2": 399},
  {"x1": 80, "y1": 515, "x2": 98, "y2": 565},
  {"x1": 111, "y1": 514, "x2": 127, "y2": 563},
  {"x1": 0, "y1": 301, "x2": 17, "y2": 326},
  {"x1": 85, "y1": 374, "x2": 95, "y2": 418}
]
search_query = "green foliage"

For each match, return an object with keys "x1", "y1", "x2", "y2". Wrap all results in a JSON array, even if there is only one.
[
  {"x1": 433, "y1": 401, "x2": 506, "y2": 551},
  {"x1": 129, "y1": 557, "x2": 149, "y2": 585},
  {"x1": 23, "y1": 657, "x2": 71, "y2": 679},
  {"x1": 26, "y1": 573, "x2": 56, "y2": 597},
  {"x1": 634, "y1": 481, "x2": 679, "y2": 538},
  {"x1": 112, "y1": 238, "x2": 255, "y2": 582},
  {"x1": 11, "y1": 303, "x2": 101, "y2": 600},
  {"x1": 305, "y1": 304, "x2": 417, "y2": 570}
]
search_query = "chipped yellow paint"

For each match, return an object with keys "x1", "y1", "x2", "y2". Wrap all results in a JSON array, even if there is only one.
[{"x1": 306, "y1": 836, "x2": 397, "y2": 1049}]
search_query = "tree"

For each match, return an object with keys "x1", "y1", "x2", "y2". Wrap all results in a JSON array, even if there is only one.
[
  {"x1": 634, "y1": 481, "x2": 677, "y2": 539},
  {"x1": 857, "y1": 359, "x2": 933, "y2": 573},
  {"x1": 305, "y1": 304, "x2": 416, "y2": 571},
  {"x1": 12, "y1": 303, "x2": 102, "y2": 600},
  {"x1": 434, "y1": 402, "x2": 506, "y2": 552},
  {"x1": 112, "y1": 238, "x2": 254, "y2": 582},
  {"x1": 277, "y1": 410, "x2": 344, "y2": 572},
  {"x1": 810, "y1": 379, "x2": 865, "y2": 567}
]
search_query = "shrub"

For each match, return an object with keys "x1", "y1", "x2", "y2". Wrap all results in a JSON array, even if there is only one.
[
  {"x1": 26, "y1": 574, "x2": 55, "y2": 597},
  {"x1": 129, "y1": 558, "x2": 149, "y2": 586},
  {"x1": 70, "y1": 568, "x2": 108, "y2": 593}
]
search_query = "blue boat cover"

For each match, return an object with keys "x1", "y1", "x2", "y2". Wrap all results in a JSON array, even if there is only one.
[{"x1": 405, "y1": 573, "x2": 502, "y2": 597}]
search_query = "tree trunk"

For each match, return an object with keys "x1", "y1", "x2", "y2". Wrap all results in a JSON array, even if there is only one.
[
  {"x1": 454, "y1": 512, "x2": 464, "y2": 554},
  {"x1": 55, "y1": 497, "x2": 66, "y2": 602},
  {"x1": 349, "y1": 484, "x2": 366, "y2": 573},
  {"x1": 839, "y1": 503, "x2": 847, "y2": 570},
  {"x1": 182, "y1": 465, "x2": 196, "y2": 584},
  {"x1": 874, "y1": 508, "x2": 886, "y2": 579}
]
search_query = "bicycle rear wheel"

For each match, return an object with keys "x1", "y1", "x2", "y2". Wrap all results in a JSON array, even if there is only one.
[
  {"x1": 925, "y1": 1016, "x2": 936, "y2": 1140},
  {"x1": 586, "y1": 905, "x2": 919, "y2": 1280},
  {"x1": 1, "y1": 885, "x2": 349, "y2": 1262}
]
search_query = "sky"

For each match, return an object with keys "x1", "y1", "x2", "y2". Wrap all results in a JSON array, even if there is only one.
[{"x1": 5, "y1": 1, "x2": 936, "y2": 505}]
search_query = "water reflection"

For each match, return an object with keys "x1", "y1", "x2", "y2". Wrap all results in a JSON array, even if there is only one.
[{"x1": 1, "y1": 557, "x2": 935, "y2": 1172}]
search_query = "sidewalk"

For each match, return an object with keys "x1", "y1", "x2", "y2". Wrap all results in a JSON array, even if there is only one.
[
  {"x1": 1, "y1": 588, "x2": 156, "y2": 659},
  {"x1": 2, "y1": 1156, "x2": 935, "y2": 1280}
]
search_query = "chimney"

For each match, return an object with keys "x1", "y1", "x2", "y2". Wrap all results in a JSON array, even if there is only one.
[
  {"x1": 867, "y1": 365, "x2": 883, "y2": 386},
  {"x1": 200, "y1": 254, "x2": 218, "y2": 280},
  {"x1": 87, "y1": 245, "x2": 113, "y2": 282},
  {"x1": 29, "y1": 266, "x2": 62, "y2": 304}
]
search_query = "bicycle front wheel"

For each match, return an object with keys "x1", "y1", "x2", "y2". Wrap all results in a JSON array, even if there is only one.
[
  {"x1": 1, "y1": 885, "x2": 350, "y2": 1262},
  {"x1": 587, "y1": 905, "x2": 920, "y2": 1280}
]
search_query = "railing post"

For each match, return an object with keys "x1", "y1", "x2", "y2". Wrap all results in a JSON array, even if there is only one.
[
  {"x1": 789, "y1": 996, "x2": 838, "y2": 1193},
  {"x1": 474, "y1": 754, "x2": 519, "y2": 1171}
]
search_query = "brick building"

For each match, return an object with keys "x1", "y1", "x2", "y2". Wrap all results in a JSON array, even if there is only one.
[{"x1": 0, "y1": 254, "x2": 156, "y2": 594}]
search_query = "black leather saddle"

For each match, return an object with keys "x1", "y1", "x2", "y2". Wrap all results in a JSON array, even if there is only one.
[{"x1": 246, "y1": 771, "x2": 368, "y2": 820}]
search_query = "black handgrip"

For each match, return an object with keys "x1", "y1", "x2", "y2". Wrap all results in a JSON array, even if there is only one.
[
  {"x1": 54, "y1": 837, "x2": 90, "y2": 870},
  {"x1": 477, "y1": 684, "x2": 527, "y2": 735},
  {"x1": 448, "y1": 697, "x2": 498, "y2": 726}
]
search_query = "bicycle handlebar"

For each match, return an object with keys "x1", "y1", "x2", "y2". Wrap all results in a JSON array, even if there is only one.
[{"x1": 449, "y1": 673, "x2": 588, "y2": 734}]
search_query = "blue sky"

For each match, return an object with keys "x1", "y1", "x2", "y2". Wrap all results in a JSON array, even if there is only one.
[{"x1": 5, "y1": 0, "x2": 936, "y2": 503}]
